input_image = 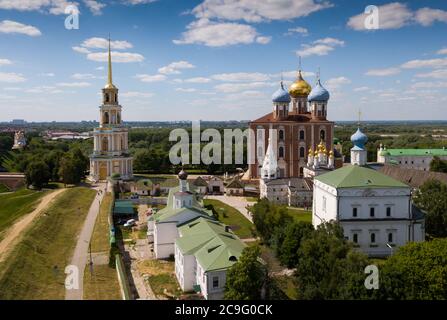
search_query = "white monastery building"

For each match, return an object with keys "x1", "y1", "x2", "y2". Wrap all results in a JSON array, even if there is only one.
[
  {"x1": 377, "y1": 145, "x2": 447, "y2": 171},
  {"x1": 313, "y1": 127, "x2": 425, "y2": 257}
]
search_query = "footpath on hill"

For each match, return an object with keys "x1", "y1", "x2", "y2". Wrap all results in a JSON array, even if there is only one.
[{"x1": 0, "y1": 188, "x2": 66, "y2": 263}]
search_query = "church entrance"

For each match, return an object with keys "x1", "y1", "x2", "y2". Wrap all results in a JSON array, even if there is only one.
[{"x1": 99, "y1": 162, "x2": 108, "y2": 180}]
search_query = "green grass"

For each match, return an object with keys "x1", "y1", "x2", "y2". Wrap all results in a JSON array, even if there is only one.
[
  {"x1": 83, "y1": 264, "x2": 122, "y2": 300},
  {"x1": 137, "y1": 259, "x2": 182, "y2": 299},
  {"x1": 286, "y1": 208, "x2": 312, "y2": 223},
  {"x1": 0, "y1": 183, "x2": 10, "y2": 193},
  {"x1": 0, "y1": 188, "x2": 47, "y2": 239},
  {"x1": 203, "y1": 199, "x2": 254, "y2": 239},
  {"x1": 0, "y1": 187, "x2": 96, "y2": 300},
  {"x1": 90, "y1": 192, "x2": 112, "y2": 253},
  {"x1": 245, "y1": 197, "x2": 259, "y2": 202}
]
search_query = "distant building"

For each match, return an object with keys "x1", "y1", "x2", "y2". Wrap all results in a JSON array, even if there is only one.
[
  {"x1": 11, "y1": 119, "x2": 26, "y2": 125},
  {"x1": 12, "y1": 131, "x2": 26, "y2": 150},
  {"x1": 377, "y1": 145, "x2": 447, "y2": 171},
  {"x1": 224, "y1": 178, "x2": 244, "y2": 196},
  {"x1": 313, "y1": 127, "x2": 425, "y2": 257}
]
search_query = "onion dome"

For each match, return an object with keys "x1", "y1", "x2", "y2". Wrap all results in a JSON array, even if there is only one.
[
  {"x1": 317, "y1": 140, "x2": 327, "y2": 153},
  {"x1": 329, "y1": 150, "x2": 334, "y2": 157},
  {"x1": 308, "y1": 79, "x2": 330, "y2": 102},
  {"x1": 351, "y1": 128, "x2": 368, "y2": 149},
  {"x1": 308, "y1": 148, "x2": 313, "y2": 156},
  {"x1": 178, "y1": 169, "x2": 188, "y2": 180},
  {"x1": 272, "y1": 82, "x2": 291, "y2": 103},
  {"x1": 289, "y1": 70, "x2": 312, "y2": 98}
]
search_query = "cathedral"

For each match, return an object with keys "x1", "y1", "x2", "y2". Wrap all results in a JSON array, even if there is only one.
[
  {"x1": 248, "y1": 68, "x2": 339, "y2": 179},
  {"x1": 89, "y1": 39, "x2": 133, "y2": 182}
]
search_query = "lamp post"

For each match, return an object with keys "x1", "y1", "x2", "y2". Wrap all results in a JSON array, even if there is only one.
[{"x1": 386, "y1": 243, "x2": 393, "y2": 256}]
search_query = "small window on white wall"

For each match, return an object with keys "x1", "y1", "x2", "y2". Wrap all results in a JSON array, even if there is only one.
[
  {"x1": 322, "y1": 196, "x2": 327, "y2": 212},
  {"x1": 212, "y1": 276, "x2": 219, "y2": 288}
]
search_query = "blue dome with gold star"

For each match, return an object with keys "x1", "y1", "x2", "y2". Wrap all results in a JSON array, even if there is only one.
[
  {"x1": 272, "y1": 82, "x2": 291, "y2": 103},
  {"x1": 308, "y1": 80, "x2": 330, "y2": 102}
]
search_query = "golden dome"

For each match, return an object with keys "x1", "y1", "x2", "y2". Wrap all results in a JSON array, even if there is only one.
[{"x1": 289, "y1": 70, "x2": 312, "y2": 98}]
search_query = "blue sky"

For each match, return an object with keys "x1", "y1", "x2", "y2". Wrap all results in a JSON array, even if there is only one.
[{"x1": 0, "y1": 0, "x2": 446, "y2": 122}]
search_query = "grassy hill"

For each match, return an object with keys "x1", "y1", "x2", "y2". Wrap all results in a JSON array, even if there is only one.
[
  {"x1": 0, "y1": 189, "x2": 47, "y2": 240},
  {"x1": 0, "y1": 187, "x2": 96, "y2": 300}
]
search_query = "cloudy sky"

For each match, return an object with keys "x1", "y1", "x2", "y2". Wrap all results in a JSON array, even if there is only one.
[{"x1": 0, "y1": 0, "x2": 446, "y2": 122}]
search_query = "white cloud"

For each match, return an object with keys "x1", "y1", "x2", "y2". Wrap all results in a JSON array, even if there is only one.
[
  {"x1": 0, "y1": 0, "x2": 79, "y2": 15},
  {"x1": 0, "y1": 72, "x2": 26, "y2": 83},
  {"x1": 121, "y1": 91, "x2": 153, "y2": 98},
  {"x1": 325, "y1": 76, "x2": 351, "y2": 90},
  {"x1": 437, "y1": 48, "x2": 447, "y2": 55},
  {"x1": 347, "y1": 3, "x2": 447, "y2": 31},
  {"x1": 214, "y1": 82, "x2": 272, "y2": 93},
  {"x1": 415, "y1": 7, "x2": 447, "y2": 26},
  {"x1": 96, "y1": 66, "x2": 104, "y2": 70},
  {"x1": 296, "y1": 37, "x2": 344, "y2": 57},
  {"x1": 57, "y1": 82, "x2": 91, "y2": 87},
  {"x1": 124, "y1": 0, "x2": 158, "y2": 4},
  {"x1": 0, "y1": 20, "x2": 41, "y2": 36},
  {"x1": 71, "y1": 73, "x2": 97, "y2": 79},
  {"x1": 354, "y1": 86, "x2": 369, "y2": 92},
  {"x1": 411, "y1": 81, "x2": 447, "y2": 89},
  {"x1": 26, "y1": 85, "x2": 62, "y2": 94},
  {"x1": 87, "y1": 51, "x2": 144, "y2": 63},
  {"x1": 415, "y1": 69, "x2": 447, "y2": 79},
  {"x1": 175, "y1": 88, "x2": 197, "y2": 93},
  {"x1": 135, "y1": 74, "x2": 167, "y2": 82},
  {"x1": 39, "y1": 72, "x2": 55, "y2": 77},
  {"x1": 191, "y1": 0, "x2": 333, "y2": 23},
  {"x1": 212, "y1": 72, "x2": 270, "y2": 82},
  {"x1": 72, "y1": 46, "x2": 91, "y2": 54},
  {"x1": 401, "y1": 58, "x2": 447, "y2": 69},
  {"x1": 185, "y1": 77, "x2": 211, "y2": 83},
  {"x1": 365, "y1": 67, "x2": 401, "y2": 76},
  {"x1": 285, "y1": 27, "x2": 308, "y2": 36},
  {"x1": 0, "y1": 58, "x2": 12, "y2": 66},
  {"x1": 174, "y1": 19, "x2": 269, "y2": 47},
  {"x1": 256, "y1": 36, "x2": 271, "y2": 44},
  {"x1": 158, "y1": 61, "x2": 195, "y2": 75},
  {"x1": 81, "y1": 37, "x2": 133, "y2": 50},
  {"x1": 83, "y1": 0, "x2": 105, "y2": 15}
]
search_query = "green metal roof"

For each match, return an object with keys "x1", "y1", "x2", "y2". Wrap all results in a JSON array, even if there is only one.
[
  {"x1": 113, "y1": 200, "x2": 135, "y2": 215},
  {"x1": 176, "y1": 218, "x2": 246, "y2": 272},
  {"x1": 315, "y1": 165, "x2": 409, "y2": 189},
  {"x1": 385, "y1": 148, "x2": 447, "y2": 157}
]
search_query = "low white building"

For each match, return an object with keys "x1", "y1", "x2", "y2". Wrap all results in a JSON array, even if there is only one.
[
  {"x1": 148, "y1": 170, "x2": 214, "y2": 259},
  {"x1": 313, "y1": 128, "x2": 425, "y2": 257},
  {"x1": 175, "y1": 218, "x2": 245, "y2": 300},
  {"x1": 377, "y1": 145, "x2": 447, "y2": 171}
]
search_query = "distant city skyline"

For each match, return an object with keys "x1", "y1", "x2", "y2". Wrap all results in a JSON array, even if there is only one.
[{"x1": 0, "y1": 0, "x2": 446, "y2": 122}]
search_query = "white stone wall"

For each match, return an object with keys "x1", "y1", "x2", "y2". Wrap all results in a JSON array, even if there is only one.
[
  {"x1": 378, "y1": 154, "x2": 447, "y2": 171},
  {"x1": 174, "y1": 245, "x2": 197, "y2": 292},
  {"x1": 154, "y1": 222, "x2": 178, "y2": 259}
]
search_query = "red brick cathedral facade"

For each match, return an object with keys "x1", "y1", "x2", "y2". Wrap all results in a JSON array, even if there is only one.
[{"x1": 248, "y1": 70, "x2": 334, "y2": 179}]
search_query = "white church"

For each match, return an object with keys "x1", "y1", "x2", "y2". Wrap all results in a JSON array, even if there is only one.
[{"x1": 312, "y1": 127, "x2": 425, "y2": 257}]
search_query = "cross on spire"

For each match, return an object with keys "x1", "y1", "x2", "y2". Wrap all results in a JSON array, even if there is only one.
[
  {"x1": 358, "y1": 109, "x2": 362, "y2": 127},
  {"x1": 316, "y1": 67, "x2": 321, "y2": 83}
]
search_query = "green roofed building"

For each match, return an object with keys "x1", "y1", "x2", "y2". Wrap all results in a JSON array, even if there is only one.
[
  {"x1": 377, "y1": 145, "x2": 447, "y2": 171},
  {"x1": 175, "y1": 218, "x2": 245, "y2": 300},
  {"x1": 313, "y1": 127, "x2": 425, "y2": 258}
]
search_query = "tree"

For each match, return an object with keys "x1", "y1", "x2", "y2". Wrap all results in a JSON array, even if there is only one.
[
  {"x1": 25, "y1": 160, "x2": 51, "y2": 189},
  {"x1": 275, "y1": 221, "x2": 313, "y2": 268},
  {"x1": 379, "y1": 238, "x2": 447, "y2": 300},
  {"x1": 430, "y1": 156, "x2": 447, "y2": 173},
  {"x1": 224, "y1": 245, "x2": 267, "y2": 300},
  {"x1": 295, "y1": 222, "x2": 371, "y2": 299},
  {"x1": 251, "y1": 199, "x2": 293, "y2": 244},
  {"x1": 414, "y1": 179, "x2": 447, "y2": 237},
  {"x1": 58, "y1": 156, "x2": 79, "y2": 186},
  {"x1": 69, "y1": 147, "x2": 88, "y2": 180}
]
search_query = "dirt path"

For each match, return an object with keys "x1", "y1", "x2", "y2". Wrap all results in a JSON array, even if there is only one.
[{"x1": 0, "y1": 188, "x2": 66, "y2": 263}]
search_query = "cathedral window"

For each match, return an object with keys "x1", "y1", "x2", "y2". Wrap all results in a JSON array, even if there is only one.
[
  {"x1": 279, "y1": 130, "x2": 284, "y2": 140},
  {"x1": 299, "y1": 130, "x2": 305, "y2": 140},
  {"x1": 299, "y1": 147, "x2": 305, "y2": 158},
  {"x1": 370, "y1": 207, "x2": 375, "y2": 217},
  {"x1": 320, "y1": 130, "x2": 325, "y2": 141},
  {"x1": 388, "y1": 233, "x2": 393, "y2": 243},
  {"x1": 353, "y1": 234, "x2": 358, "y2": 243},
  {"x1": 370, "y1": 233, "x2": 376, "y2": 243},
  {"x1": 279, "y1": 146, "x2": 284, "y2": 158},
  {"x1": 105, "y1": 93, "x2": 109, "y2": 103},
  {"x1": 353, "y1": 207, "x2": 358, "y2": 217},
  {"x1": 386, "y1": 207, "x2": 391, "y2": 217},
  {"x1": 103, "y1": 112, "x2": 109, "y2": 124}
]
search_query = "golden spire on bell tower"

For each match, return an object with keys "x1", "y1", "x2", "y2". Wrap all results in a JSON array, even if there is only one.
[{"x1": 105, "y1": 35, "x2": 116, "y2": 89}]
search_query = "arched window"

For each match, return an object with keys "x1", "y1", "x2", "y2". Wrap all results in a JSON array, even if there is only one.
[
  {"x1": 320, "y1": 130, "x2": 325, "y2": 141},
  {"x1": 370, "y1": 233, "x2": 376, "y2": 243},
  {"x1": 279, "y1": 130, "x2": 284, "y2": 140},
  {"x1": 114, "y1": 94, "x2": 118, "y2": 102},
  {"x1": 279, "y1": 146, "x2": 284, "y2": 158},
  {"x1": 117, "y1": 113, "x2": 121, "y2": 124},
  {"x1": 103, "y1": 112, "x2": 109, "y2": 124},
  {"x1": 102, "y1": 137, "x2": 108, "y2": 152},
  {"x1": 299, "y1": 167, "x2": 304, "y2": 177},
  {"x1": 299, "y1": 147, "x2": 305, "y2": 158},
  {"x1": 299, "y1": 130, "x2": 305, "y2": 140},
  {"x1": 388, "y1": 233, "x2": 393, "y2": 243},
  {"x1": 105, "y1": 93, "x2": 109, "y2": 103}
]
